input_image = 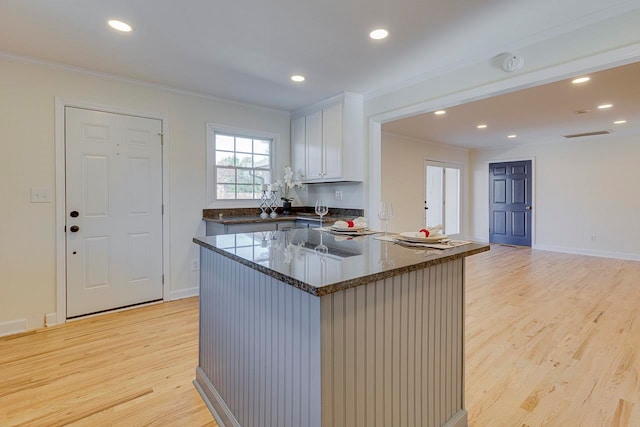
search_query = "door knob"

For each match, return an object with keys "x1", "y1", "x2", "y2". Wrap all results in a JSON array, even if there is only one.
[
  {"x1": 525, "y1": 206, "x2": 532, "y2": 210},
  {"x1": 70, "y1": 211, "x2": 79, "y2": 218},
  {"x1": 70, "y1": 225, "x2": 80, "y2": 232}
]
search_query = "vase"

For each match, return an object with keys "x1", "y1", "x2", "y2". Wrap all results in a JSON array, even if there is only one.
[{"x1": 282, "y1": 201, "x2": 292, "y2": 215}]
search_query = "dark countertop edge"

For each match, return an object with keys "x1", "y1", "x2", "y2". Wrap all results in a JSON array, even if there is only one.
[
  {"x1": 193, "y1": 237, "x2": 490, "y2": 297},
  {"x1": 203, "y1": 215, "x2": 344, "y2": 225},
  {"x1": 203, "y1": 215, "x2": 299, "y2": 224}
]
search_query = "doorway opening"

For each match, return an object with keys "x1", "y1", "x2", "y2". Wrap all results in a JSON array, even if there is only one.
[{"x1": 55, "y1": 100, "x2": 170, "y2": 324}]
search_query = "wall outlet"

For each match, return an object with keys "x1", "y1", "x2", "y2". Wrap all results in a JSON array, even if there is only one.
[
  {"x1": 590, "y1": 235, "x2": 597, "y2": 242},
  {"x1": 191, "y1": 258, "x2": 200, "y2": 271},
  {"x1": 30, "y1": 187, "x2": 52, "y2": 203},
  {"x1": 335, "y1": 190, "x2": 343, "y2": 200}
]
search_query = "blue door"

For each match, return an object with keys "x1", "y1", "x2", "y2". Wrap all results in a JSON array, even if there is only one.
[{"x1": 489, "y1": 160, "x2": 532, "y2": 246}]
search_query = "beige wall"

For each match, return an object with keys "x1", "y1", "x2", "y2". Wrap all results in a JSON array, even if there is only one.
[
  {"x1": 0, "y1": 58, "x2": 290, "y2": 330},
  {"x1": 469, "y1": 135, "x2": 640, "y2": 259},
  {"x1": 381, "y1": 132, "x2": 469, "y2": 234}
]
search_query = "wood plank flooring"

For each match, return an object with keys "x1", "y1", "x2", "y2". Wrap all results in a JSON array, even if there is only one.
[
  {"x1": 0, "y1": 298, "x2": 216, "y2": 427},
  {"x1": 465, "y1": 245, "x2": 640, "y2": 426},
  {"x1": 1, "y1": 245, "x2": 639, "y2": 426}
]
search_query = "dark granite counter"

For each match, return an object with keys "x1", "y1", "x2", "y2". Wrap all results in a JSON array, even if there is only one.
[
  {"x1": 202, "y1": 207, "x2": 365, "y2": 225},
  {"x1": 193, "y1": 228, "x2": 489, "y2": 296}
]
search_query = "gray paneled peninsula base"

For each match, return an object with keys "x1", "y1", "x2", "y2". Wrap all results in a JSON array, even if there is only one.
[{"x1": 193, "y1": 228, "x2": 489, "y2": 427}]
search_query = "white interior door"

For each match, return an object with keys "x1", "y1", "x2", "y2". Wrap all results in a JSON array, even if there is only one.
[
  {"x1": 65, "y1": 107, "x2": 163, "y2": 318},
  {"x1": 425, "y1": 161, "x2": 461, "y2": 236}
]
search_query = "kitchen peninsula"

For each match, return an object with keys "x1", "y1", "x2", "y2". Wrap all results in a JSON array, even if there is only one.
[{"x1": 193, "y1": 228, "x2": 489, "y2": 427}]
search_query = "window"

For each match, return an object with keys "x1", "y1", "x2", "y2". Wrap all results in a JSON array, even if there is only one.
[{"x1": 207, "y1": 124, "x2": 276, "y2": 203}]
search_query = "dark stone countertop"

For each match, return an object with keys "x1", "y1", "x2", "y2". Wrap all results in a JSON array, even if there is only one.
[
  {"x1": 203, "y1": 207, "x2": 365, "y2": 225},
  {"x1": 193, "y1": 229, "x2": 489, "y2": 297}
]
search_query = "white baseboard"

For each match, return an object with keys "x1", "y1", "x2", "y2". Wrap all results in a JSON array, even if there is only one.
[
  {"x1": 533, "y1": 244, "x2": 640, "y2": 261},
  {"x1": 0, "y1": 318, "x2": 27, "y2": 337},
  {"x1": 169, "y1": 286, "x2": 199, "y2": 301},
  {"x1": 467, "y1": 235, "x2": 489, "y2": 243},
  {"x1": 45, "y1": 313, "x2": 58, "y2": 327}
]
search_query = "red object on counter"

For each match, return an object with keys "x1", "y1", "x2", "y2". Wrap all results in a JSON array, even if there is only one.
[
  {"x1": 419, "y1": 228, "x2": 430, "y2": 237},
  {"x1": 347, "y1": 220, "x2": 355, "y2": 228}
]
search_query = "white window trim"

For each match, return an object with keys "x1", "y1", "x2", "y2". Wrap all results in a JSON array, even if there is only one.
[{"x1": 206, "y1": 123, "x2": 280, "y2": 207}]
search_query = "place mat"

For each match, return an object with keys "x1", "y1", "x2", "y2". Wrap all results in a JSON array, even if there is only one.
[
  {"x1": 392, "y1": 238, "x2": 473, "y2": 250},
  {"x1": 317, "y1": 227, "x2": 380, "y2": 236},
  {"x1": 373, "y1": 235, "x2": 396, "y2": 242}
]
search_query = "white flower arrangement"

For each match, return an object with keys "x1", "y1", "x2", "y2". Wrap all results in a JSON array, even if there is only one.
[{"x1": 275, "y1": 166, "x2": 304, "y2": 202}]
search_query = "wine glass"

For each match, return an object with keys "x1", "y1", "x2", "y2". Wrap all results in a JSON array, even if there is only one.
[
  {"x1": 378, "y1": 201, "x2": 394, "y2": 235},
  {"x1": 315, "y1": 199, "x2": 328, "y2": 228}
]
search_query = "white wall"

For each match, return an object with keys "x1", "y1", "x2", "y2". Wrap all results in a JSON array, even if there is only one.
[
  {"x1": 470, "y1": 135, "x2": 640, "y2": 259},
  {"x1": 300, "y1": 182, "x2": 364, "y2": 211},
  {"x1": 381, "y1": 132, "x2": 469, "y2": 234},
  {"x1": 0, "y1": 57, "x2": 290, "y2": 330}
]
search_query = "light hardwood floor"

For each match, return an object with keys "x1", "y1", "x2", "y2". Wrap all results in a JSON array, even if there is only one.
[
  {"x1": 465, "y1": 245, "x2": 640, "y2": 426},
  {"x1": 0, "y1": 298, "x2": 216, "y2": 427},
  {"x1": 1, "y1": 245, "x2": 639, "y2": 426}
]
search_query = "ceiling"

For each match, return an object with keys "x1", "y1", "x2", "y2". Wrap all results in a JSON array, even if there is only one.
[
  {"x1": 382, "y1": 60, "x2": 640, "y2": 149},
  {"x1": 1, "y1": 0, "x2": 638, "y2": 111}
]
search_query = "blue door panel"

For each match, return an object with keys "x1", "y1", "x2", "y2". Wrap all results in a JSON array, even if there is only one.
[
  {"x1": 511, "y1": 211, "x2": 527, "y2": 237},
  {"x1": 493, "y1": 211, "x2": 507, "y2": 235},
  {"x1": 493, "y1": 180, "x2": 507, "y2": 204},
  {"x1": 493, "y1": 166, "x2": 507, "y2": 175},
  {"x1": 512, "y1": 178, "x2": 527, "y2": 204}
]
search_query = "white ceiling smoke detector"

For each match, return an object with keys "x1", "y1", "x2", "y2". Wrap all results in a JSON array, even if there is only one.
[{"x1": 501, "y1": 53, "x2": 524, "y2": 72}]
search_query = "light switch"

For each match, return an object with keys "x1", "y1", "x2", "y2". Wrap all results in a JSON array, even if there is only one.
[{"x1": 30, "y1": 187, "x2": 52, "y2": 203}]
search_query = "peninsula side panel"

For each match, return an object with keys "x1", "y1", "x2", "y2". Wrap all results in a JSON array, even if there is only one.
[
  {"x1": 319, "y1": 259, "x2": 466, "y2": 427},
  {"x1": 196, "y1": 247, "x2": 322, "y2": 427}
]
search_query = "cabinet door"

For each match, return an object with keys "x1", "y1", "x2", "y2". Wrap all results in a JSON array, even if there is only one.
[
  {"x1": 305, "y1": 110, "x2": 323, "y2": 180},
  {"x1": 276, "y1": 221, "x2": 297, "y2": 231},
  {"x1": 291, "y1": 116, "x2": 306, "y2": 180},
  {"x1": 226, "y1": 222, "x2": 278, "y2": 234},
  {"x1": 322, "y1": 102, "x2": 343, "y2": 180}
]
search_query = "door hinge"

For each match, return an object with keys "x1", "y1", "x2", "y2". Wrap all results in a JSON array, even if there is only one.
[
  {"x1": 64, "y1": 225, "x2": 67, "y2": 232},
  {"x1": 161, "y1": 204, "x2": 164, "y2": 215},
  {"x1": 158, "y1": 133, "x2": 164, "y2": 145},
  {"x1": 162, "y1": 274, "x2": 165, "y2": 285}
]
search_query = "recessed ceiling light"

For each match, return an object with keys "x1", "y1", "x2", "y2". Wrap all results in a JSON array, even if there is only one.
[
  {"x1": 290, "y1": 75, "x2": 305, "y2": 83},
  {"x1": 369, "y1": 29, "x2": 389, "y2": 40},
  {"x1": 477, "y1": 124, "x2": 487, "y2": 129},
  {"x1": 614, "y1": 120, "x2": 627, "y2": 124},
  {"x1": 434, "y1": 110, "x2": 446, "y2": 115},
  {"x1": 597, "y1": 104, "x2": 613, "y2": 109},
  {"x1": 507, "y1": 134, "x2": 517, "y2": 139},
  {"x1": 108, "y1": 19, "x2": 132, "y2": 32},
  {"x1": 572, "y1": 77, "x2": 590, "y2": 84}
]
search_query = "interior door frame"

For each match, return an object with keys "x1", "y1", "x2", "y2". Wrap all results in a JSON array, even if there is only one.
[
  {"x1": 486, "y1": 157, "x2": 536, "y2": 246},
  {"x1": 424, "y1": 159, "x2": 464, "y2": 237},
  {"x1": 54, "y1": 98, "x2": 171, "y2": 325}
]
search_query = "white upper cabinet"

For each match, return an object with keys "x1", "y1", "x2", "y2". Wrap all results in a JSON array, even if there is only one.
[
  {"x1": 322, "y1": 102, "x2": 343, "y2": 180},
  {"x1": 305, "y1": 110, "x2": 323, "y2": 180},
  {"x1": 291, "y1": 92, "x2": 363, "y2": 183},
  {"x1": 291, "y1": 115, "x2": 307, "y2": 180}
]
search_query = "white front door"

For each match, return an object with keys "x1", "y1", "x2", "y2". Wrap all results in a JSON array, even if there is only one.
[{"x1": 65, "y1": 107, "x2": 163, "y2": 318}]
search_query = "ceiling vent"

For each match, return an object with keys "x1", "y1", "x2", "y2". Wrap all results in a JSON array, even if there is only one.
[{"x1": 564, "y1": 130, "x2": 610, "y2": 139}]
